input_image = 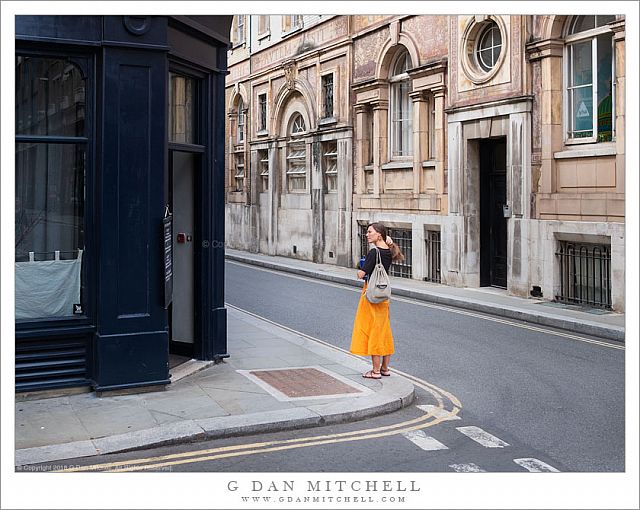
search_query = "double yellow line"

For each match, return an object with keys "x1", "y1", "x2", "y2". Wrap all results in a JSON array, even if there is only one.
[
  {"x1": 57, "y1": 375, "x2": 461, "y2": 472},
  {"x1": 55, "y1": 305, "x2": 462, "y2": 472}
]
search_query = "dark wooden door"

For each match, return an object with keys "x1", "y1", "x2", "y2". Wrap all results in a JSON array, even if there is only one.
[{"x1": 480, "y1": 139, "x2": 507, "y2": 288}]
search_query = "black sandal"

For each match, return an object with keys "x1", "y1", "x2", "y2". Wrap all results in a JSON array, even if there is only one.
[
  {"x1": 362, "y1": 370, "x2": 382, "y2": 379},
  {"x1": 380, "y1": 367, "x2": 391, "y2": 376}
]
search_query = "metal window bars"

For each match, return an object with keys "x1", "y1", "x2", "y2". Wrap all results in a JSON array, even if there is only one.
[
  {"x1": 359, "y1": 224, "x2": 412, "y2": 279},
  {"x1": 424, "y1": 230, "x2": 441, "y2": 283},
  {"x1": 555, "y1": 241, "x2": 612, "y2": 308}
]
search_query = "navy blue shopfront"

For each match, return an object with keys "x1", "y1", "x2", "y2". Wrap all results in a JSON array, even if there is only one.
[{"x1": 15, "y1": 16, "x2": 232, "y2": 393}]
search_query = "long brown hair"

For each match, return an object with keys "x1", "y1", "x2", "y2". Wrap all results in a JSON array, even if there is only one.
[{"x1": 369, "y1": 222, "x2": 404, "y2": 262}]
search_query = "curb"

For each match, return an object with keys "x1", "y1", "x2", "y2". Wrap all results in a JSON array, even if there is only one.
[
  {"x1": 15, "y1": 376, "x2": 414, "y2": 467},
  {"x1": 226, "y1": 253, "x2": 625, "y2": 342}
]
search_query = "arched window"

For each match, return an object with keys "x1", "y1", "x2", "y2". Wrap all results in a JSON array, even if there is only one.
[
  {"x1": 389, "y1": 49, "x2": 412, "y2": 158},
  {"x1": 286, "y1": 113, "x2": 307, "y2": 192},
  {"x1": 233, "y1": 97, "x2": 245, "y2": 191},
  {"x1": 565, "y1": 15, "x2": 616, "y2": 142}
]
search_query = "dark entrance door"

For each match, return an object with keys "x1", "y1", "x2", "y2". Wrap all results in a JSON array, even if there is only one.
[{"x1": 479, "y1": 138, "x2": 507, "y2": 288}]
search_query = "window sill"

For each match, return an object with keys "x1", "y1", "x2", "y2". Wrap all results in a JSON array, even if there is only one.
[
  {"x1": 231, "y1": 41, "x2": 246, "y2": 51},
  {"x1": 381, "y1": 161, "x2": 413, "y2": 171},
  {"x1": 364, "y1": 165, "x2": 374, "y2": 172},
  {"x1": 318, "y1": 116, "x2": 337, "y2": 127},
  {"x1": 422, "y1": 160, "x2": 436, "y2": 168},
  {"x1": 257, "y1": 31, "x2": 271, "y2": 41},
  {"x1": 256, "y1": 129, "x2": 269, "y2": 137},
  {"x1": 282, "y1": 26, "x2": 302, "y2": 38},
  {"x1": 554, "y1": 143, "x2": 617, "y2": 159}
]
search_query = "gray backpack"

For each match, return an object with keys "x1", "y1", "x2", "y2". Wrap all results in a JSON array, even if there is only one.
[{"x1": 365, "y1": 248, "x2": 391, "y2": 303}]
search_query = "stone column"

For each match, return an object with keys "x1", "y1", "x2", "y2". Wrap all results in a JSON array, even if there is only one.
[
  {"x1": 447, "y1": 121, "x2": 463, "y2": 215},
  {"x1": 267, "y1": 142, "x2": 279, "y2": 255},
  {"x1": 410, "y1": 91, "x2": 428, "y2": 195},
  {"x1": 354, "y1": 104, "x2": 368, "y2": 195},
  {"x1": 611, "y1": 19, "x2": 625, "y2": 194},
  {"x1": 372, "y1": 100, "x2": 388, "y2": 196},
  {"x1": 433, "y1": 88, "x2": 446, "y2": 196}
]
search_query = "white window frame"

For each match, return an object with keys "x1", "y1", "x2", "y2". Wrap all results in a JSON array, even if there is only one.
[
  {"x1": 257, "y1": 93, "x2": 268, "y2": 133},
  {"x1": 286, "y1": 114, "x2": 307, "y2": 192},
  {"x1": 322, "y1": 140, "x2": 338, "y2": 192},
  {"x1": 258, "y1": 149, "x2": 269, "y2": 191},
  {"x1": 563, "y1": 17, "x2": 616, "y2": 145},
  {"x1": 389, "y1": 50, "x2": 413, "y2": 159},
  {"x1": 237, "y1": 99, "x2": 245, "y2": 143},
  {"x1": 258, "y1": 15, "x2": 270, "y2": 37},
  {"x1": 474, "y1": 21, "x2": 502, "y2": 73},
  {"x1": 234, "y1": 152, "x2": 245, "y2": 192},
  {"x1": 283, "y1": 15, "x2": 303, "y2": 33},
  {"x1": 234, "y1": 15, "x2": 246, "y2": 45}
]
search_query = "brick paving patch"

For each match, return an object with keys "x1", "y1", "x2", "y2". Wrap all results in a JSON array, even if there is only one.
[{"x1": 249, "y1": 368, "x2": 362, "y2": 398}]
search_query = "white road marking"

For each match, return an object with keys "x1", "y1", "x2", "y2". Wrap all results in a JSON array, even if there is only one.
[
  {"x1": 449, "y1": 462, "x2": 486, "y2": 472},
  {"x1": 514, "y1": 458, "x2": 561, "y2": 472},
  {"x1": 417, "y1": 405, "x2": 461, "y2": 420},
  {"x1": 402, "y1": 430, "x2": 449, "y2": 451},
  {"x1": 456, "y1": 426, "x2": 510, "y2": 448}
]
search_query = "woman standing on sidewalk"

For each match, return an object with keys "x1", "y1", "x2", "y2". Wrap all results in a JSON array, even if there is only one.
[{"x1": 350, "y1": 222, "x2": 404, "y2": 379}]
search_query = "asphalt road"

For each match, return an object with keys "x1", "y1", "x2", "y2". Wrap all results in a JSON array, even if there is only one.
[
  {"x1": 224, "y1": 260, "x2": 625, "y2": 473},
  {"x1": 32, "y1": 260, "x2": 624, "y2": 475}
]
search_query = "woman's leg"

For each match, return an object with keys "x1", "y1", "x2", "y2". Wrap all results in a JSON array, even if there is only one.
[
  {"x1": 380, "y1": 355, "x2": 391, "y2": 375},
  {"x1": 371, "y1": 355, "x2": 381, "y2": 373}
]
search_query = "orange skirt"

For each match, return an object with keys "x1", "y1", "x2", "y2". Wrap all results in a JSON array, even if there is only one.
[{"x1": 350, "y1": 283, "x2": 394, "y2": 356}]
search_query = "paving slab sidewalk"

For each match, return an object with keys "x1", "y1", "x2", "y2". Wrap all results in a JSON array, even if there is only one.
[{"x1": 15, "y1": 306, "x2": 414, "y2": 467}]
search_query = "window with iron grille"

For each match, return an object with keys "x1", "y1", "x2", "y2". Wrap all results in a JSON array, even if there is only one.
[
  {"x1": 258, "y1": 149, "x2": 269, "y2": 191},
  {"x1": 234, "y1": 152, "x2": 245, "y2": 192},
  {"x1": 424, "y1": 230, "x2": 441, "y2": 283},
  {"x1": 258, "y1": 93, "x2": 267, "y2": 132},
  {"x1": 556, "y1": 241, "x2": 611, "y2": 308},
  {"x1": 322, "y1": 140, "x2": 338, "y2": 192},
  {"x1": 322, "y1": 74, "x2": 334, "y2": 118},
  {"x1": 359, "y1": 224, "x2": 413, "y2": 279}
]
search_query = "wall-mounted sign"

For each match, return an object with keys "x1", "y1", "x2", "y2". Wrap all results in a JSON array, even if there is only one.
[{"x1": 163, "y1": 214, "x2": 173, "y2": 308}]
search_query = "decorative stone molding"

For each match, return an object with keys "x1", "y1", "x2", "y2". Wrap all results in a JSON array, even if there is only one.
[
  {"x1": 459, "y1": 15, "x2": 509, "y2": 85},
  {"x1": 282, "y1": 60, "x2": 297, "y2": 90},
  {"x1": 525, "y1": 38, "x2": 564, "y2": 61}
]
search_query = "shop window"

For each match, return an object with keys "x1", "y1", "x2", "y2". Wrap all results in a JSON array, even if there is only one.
[
  {"x1": 322, "y1": 140, "x2": 338, "y2": 192},
  {"x1": 169, "y1": 72, "x2": 197, "y2": 144},
  {"x1": 321, "y1": 74, "x2": 334, "y2": 118},
  {"x1": 565, "y1": 15, "x2": 616, "y2": 143},
  {"x1": 15, "y1": 56, "x2": 87, "y2": 320},
  {"x1": 389, "y1": 49, "x2": 413, "y2": 158},
  {"x1": 286, "y1": 113, "x2": 306, "y2": 192},
  {"x1": 258, "y1": 149, "x2": 269, "y2": 191}
]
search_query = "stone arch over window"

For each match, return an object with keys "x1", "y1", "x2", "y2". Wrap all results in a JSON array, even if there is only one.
[
  {"x1": 274, "y1": 86, "x2": 314, "y2": 139},
  {"x1": 375, "y1": 37, "x2": 420, "y2": 81}
]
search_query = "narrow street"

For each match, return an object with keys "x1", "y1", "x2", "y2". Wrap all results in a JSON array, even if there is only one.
[{"x1": 224, "y1": 260, "x2": 625, "y2": 472}]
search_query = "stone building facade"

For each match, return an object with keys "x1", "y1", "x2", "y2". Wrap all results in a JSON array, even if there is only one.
[{"x1": 225, "y1": 14, "x2": 626, "y2": 312}]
